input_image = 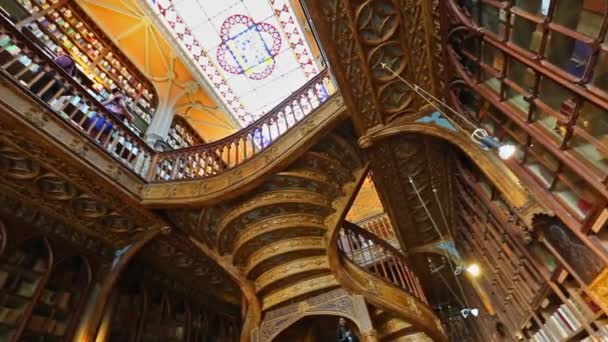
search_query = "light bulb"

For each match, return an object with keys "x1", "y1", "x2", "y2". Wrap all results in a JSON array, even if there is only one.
[
  {"x1": 498, "y1": 144, "x2": 517, "y2": 160},
  {"x1": 466, "y1": 263, "x2": 481, "y2": 277}
]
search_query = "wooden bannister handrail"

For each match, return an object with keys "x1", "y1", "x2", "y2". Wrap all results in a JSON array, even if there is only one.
[
  {"x1": 342, "y1": 221, "x2": 405, "y2": 258},
  {"x1": 155, "y1": 70, "x2": 332, "y2": 156},
  {"x1": 149, "y1": 69, "x2": 335, "y2": 182},
  {"x1": 338, "y1": 221, "x2": 428, "y2": 304}
]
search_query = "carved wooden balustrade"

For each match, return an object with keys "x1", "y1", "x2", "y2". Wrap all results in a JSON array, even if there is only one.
[
  {"x1": 357, "y1": 213, "x2": 397, "y2": 240},
  {"x1": 148, "y1": 69, "x2": 335, "y2": 182},
  {"x1": 0, "y1": 14, "x2": 154, "y2": 176},
  {"x1": 337, "y1": 221, "x2": 428, "y2": 304},
  {"x1": 0, "y1": 14, "x2": 337, "y2": 183}
]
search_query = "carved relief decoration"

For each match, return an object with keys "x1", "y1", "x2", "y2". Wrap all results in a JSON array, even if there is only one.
[
  {"x1": 369, "y1": 134, "x2": 453, "y2": 248},
  {"x1": 305, "y1": 0, "x2": 445, "y2": 130},
  {"x1": 140, "y1": 231, "x2": 242, "y2": 305},
  {"x1": 258, "y1": 288, "x2": 357, "y2": 342},
  {"x1": 0, "y1": 189, "x2": 114, "y2": 260},
  {"x1": 0, "y1": 132, "x2": 161, "y2": 247}
]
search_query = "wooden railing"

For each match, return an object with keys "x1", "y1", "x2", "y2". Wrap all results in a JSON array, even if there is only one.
[
  {"x1": 356, "y1": 213, "x2": 397, "y2": 242},
  {"x1": 0, "y1": 14, "x2": 154, "y2": 176},
  {"x1": 0, "y1": 14, "x2": 337, "y2": 183},
  {"x1": 148, "y1": 69, "x2": 335, "y2": 182},
  {"x1": 337, "y1": 221, "x2": 428, "y2": 304}
]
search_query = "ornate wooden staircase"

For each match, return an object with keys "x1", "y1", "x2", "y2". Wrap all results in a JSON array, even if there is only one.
[
  {"x1": 0, "y1": 12, "x2": 447, "y2": 341},
  {"x1": 332, "y1": 221, "x2": 446, "y2": 341}
]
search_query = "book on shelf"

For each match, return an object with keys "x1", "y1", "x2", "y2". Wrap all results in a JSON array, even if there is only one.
[
  {"x1": 0, "y1": 307, "x2": 24, "y2": 325},
  {"x1": 55, "y1": 291, "x2": 71, "y2": 311},
  {"x1": 32, "y1": 258, "x2": 46, "y2": 273},
  {"x1": 17, "y1": 278, "x2": 40, "y2": 298},
  {"x1": 0, "y1": 271, "x2": 9, "y2": 289}
]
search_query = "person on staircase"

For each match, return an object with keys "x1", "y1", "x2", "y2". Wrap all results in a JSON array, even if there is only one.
[
  {"x1": 341, "y1": 329, "x2": 359, "y2": 342},
  {"x1": 336, "y1": 317, "x2": 348, "y2": 341}
]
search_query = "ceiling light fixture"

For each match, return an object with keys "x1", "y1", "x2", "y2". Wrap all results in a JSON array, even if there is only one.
[
  {"x1": 466, "y1": 263, "x2": 481, "y2": 277},
  {"x1": 380, "y1": 63, "x2": 518, "y2": 160}
]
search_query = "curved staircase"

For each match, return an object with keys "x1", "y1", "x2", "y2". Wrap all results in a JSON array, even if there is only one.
[
  {"x1": 0, "y1": 14, "x2": 447, "y2": 341},
  {"x1": 371, "y1": 307, "x2": 434, "y2": 341},
  {"x1": 178, "y1": 127, "x2": 448, "y2": 341},
  {"x1": 213, "y1": 129, "x2": 364, "y2": 314},
  {"x1": 331, "y1": 221, "x2": 447, "y2": 341}
]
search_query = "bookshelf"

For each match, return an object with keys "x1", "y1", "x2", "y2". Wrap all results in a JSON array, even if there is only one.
[
  {"x1": 454, "y1": 156, "x2": 608, "y2": 340},
  {"x1": 7, "y1": 0, "x2": 157, "y2": 136},
  {"x1": 108, "y1": 280, "x2": 145, "y2": 342},
  {"x1": 166, "y1": 116, "x2": 204, "y2": 150},
  {"x1": 25, "y1": 255, "x2": 90, "y2": 341},
  {"x1": 139, "y1": 291, "x2": 189, "y2": 342},
  {"x1": 522, "y1": 270, "x2": 608, "y2": 341},
  {"x1": 106, "y1": 269, "x2": 241, "y2": 342},
  {"x1": 0, "y1": 239, "x2": 49, "y2": 341}
]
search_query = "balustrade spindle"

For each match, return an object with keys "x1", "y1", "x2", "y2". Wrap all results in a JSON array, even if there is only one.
[
  {"x1": 241, "y1": 137, "x2": 247, "y2": 161},
  {"x1": 235, "y1": 140, "x2": 240, "y2": 165}
]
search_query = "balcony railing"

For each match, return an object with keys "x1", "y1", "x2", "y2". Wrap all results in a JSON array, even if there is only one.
[
  {"x1": 338, "y1": 221, "x2": 428, "y2": 304},
  {"x1": 0, "y1": 13, "x2": 337, "y2": 182},
  {"x1": 148, "y1": 70, "x2": 335, "y2": 182},
  {"x1": 356, "y1": 213, "x2": 397, "y2": 242},
  {"x1": 0, "y1": 14, "x2": 154, "y2": 176}
]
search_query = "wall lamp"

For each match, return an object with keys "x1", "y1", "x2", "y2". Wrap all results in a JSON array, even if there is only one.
[
  {"x1": 471, "y1": 128, "x2": 517, "y2": 160},
  {"x1": 460, "y1": 308, "x2": 479, "y2": 318},
  {"x1": 380, "y1": 63, "x2": 518, "y2": 160}
]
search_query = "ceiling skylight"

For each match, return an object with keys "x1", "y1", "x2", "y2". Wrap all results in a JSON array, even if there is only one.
[{"x1": 149, "y1": 0, "x2": 320, "y2": 127}]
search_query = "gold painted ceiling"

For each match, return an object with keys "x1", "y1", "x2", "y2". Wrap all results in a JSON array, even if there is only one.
[{"x1": 346, "y1": 174, "x2": 385, "y2": 223}]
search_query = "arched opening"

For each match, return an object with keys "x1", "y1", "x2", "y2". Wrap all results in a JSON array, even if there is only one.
[{"x1": 273, "y1": 315, "x2": 360, "y2": 342}]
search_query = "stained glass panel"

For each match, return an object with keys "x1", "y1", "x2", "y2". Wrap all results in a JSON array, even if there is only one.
[{"x1": 149, "y1": 0, "x2": 320, "y2": 127}]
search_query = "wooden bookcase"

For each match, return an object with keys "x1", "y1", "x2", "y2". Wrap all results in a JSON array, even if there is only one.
[
  {"x1": 107, "y1": 269, "x2": 241, "y2": 342},
  {"x1": 4, "y1": 0, "x2": 158, "y2": 136},
  {"x1": 0, "y1": 226, "x2": 94, "y2": 342},
  {"x1": 166, "y1": 116, "x2": 205, "y2": 150},
  {"x1": 0, "y1": 239, "x2": 49, "y2": 341},
  {"x1": 24, "y1": 255, "x2": 90, "y2": 341},
  {"x1": 454, "y1": 157, "x2": 608, "y2": 340}
]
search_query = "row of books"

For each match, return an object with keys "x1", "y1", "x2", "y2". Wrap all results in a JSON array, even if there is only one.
[
  {"x1": 7, "y1": 251, "x2": 46, "y2": 272},
  {"x1": 39, "y1": 289, "x2": 71, "y2": 310},
  {"x1": 530, "y1": 300, "x2": 584, "y2": 341},
  {"x1": 16, "y1": 2, "x2": 156, "y2": 129},
  {"x1": 0, "y1": 306, "x2": 24, "y2": 325},
  {"x1": 581, "y1": 323, "x2": 608, "y2": 342},
  {"x1": 27, "y1": 314, "x2": 67, "y2": 336},
  {"x1": 167, "y1": 122, "x2": 200, "y2": 149}
]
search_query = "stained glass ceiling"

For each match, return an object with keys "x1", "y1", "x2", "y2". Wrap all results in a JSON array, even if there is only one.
[{"x1": 148, "y1": 0, "x2": 321, "y2": 127}]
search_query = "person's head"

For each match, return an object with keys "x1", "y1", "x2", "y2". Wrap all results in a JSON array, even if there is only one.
[
  {"x1": 111, "y1": 88, "x2": 124, "y2": 99},
  {"x1": 339, "y1": 317, "x2": 346, "y2": 326}
]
